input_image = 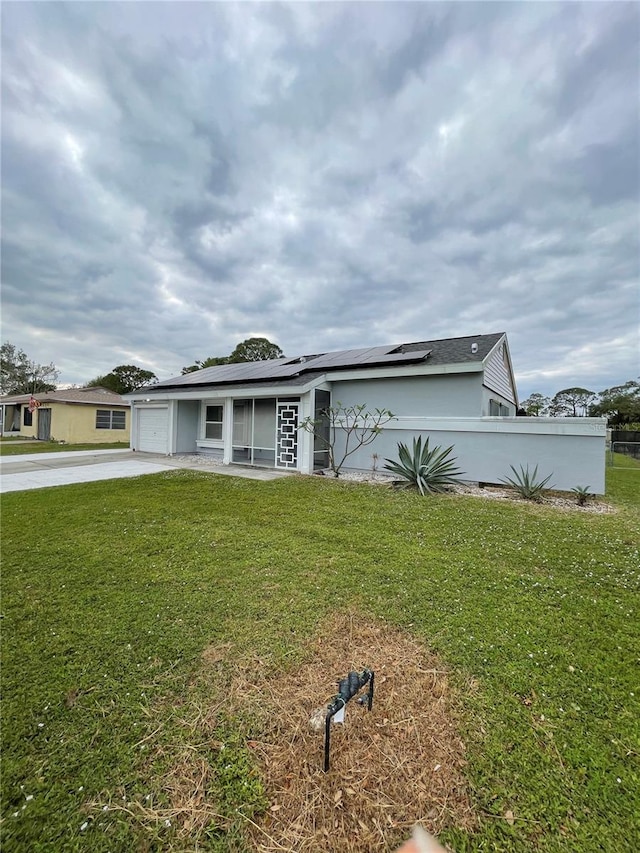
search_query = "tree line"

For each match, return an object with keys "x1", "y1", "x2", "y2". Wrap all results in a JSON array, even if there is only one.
[
  {"x1": 0, "y1": 337, "x2": 283, "y2": 397},
  {"x1": 520, "y1": 381, "x2": 640, "y2": 425}
]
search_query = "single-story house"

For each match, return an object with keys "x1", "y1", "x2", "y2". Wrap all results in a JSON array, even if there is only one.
[
  {"x1": 126, "y1": 331, "x2": 607, "y2": 493},
  {"x1": 0, "y1": 387, "x2": 130, "y2": 443},
  {"x1": 126, "y1": 332, "x2": 518, "y2": 467}
]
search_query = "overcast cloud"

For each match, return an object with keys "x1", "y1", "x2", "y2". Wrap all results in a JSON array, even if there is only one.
[{"x1": 1, "y1": 1, "x2": 638, "y2": 398}]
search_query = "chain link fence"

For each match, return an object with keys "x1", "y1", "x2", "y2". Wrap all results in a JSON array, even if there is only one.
[{"x1": 609, "y1": 441, "x2": 640, "y2": 467}]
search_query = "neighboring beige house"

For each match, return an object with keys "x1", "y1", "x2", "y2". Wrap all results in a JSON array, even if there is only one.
[{"x1": 0, "y1": 387, "x2": 130, "y2": 443}]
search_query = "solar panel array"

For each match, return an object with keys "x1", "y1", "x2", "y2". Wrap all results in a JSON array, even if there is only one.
[{"x1": 153, "y1": 345, "x2": 432, "y2": 388}]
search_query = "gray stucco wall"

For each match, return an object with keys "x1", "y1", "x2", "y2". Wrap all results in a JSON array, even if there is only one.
[
  {"x1": 329, "y1": 373, "x2": 483, "y2": 417},
  {"x1": 175, "y1": 401, "x2": 199, "y2": 453},
  {"x1": 332, "y1": 418, "x2": 607, "y2": 493},
  {"x1": 481, "y1": 386, "x2": 516, "y2": 417}
]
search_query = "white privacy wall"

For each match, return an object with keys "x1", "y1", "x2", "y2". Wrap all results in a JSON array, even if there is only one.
[{"x1": 336, "y1": 417, "x2": 607, "y2": 494}]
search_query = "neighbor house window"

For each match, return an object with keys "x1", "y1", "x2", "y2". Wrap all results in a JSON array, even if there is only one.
[
  {"x1": 205, "y1": 405, "x2": 223, "y2": 439},
  {"x1": 24, "y1": 408, "x2": 33, "y2": 427},
  {"x1": 96, "y1": 410, "x2": 126, "y2": 429}
]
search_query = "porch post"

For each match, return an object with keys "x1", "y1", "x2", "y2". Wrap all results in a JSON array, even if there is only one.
[
  {"x1": 222, "y1": 397, "x2": 233, "y2": 464},
  {"x1": 298, "y1": 391, "x2": 314, "y2": 474}
]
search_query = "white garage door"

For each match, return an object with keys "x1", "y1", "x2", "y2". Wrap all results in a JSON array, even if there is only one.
[{"x1": 137, "y1": 407, "x2": 169, "y2": 454}]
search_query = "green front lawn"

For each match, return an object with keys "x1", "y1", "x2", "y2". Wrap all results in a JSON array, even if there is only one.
[
  {"x1": 0, "y1": 441, "x2": 129, "y2": 456},
  {"x1": 1, "y1": 466, "x2": 638, "y2": 852}
]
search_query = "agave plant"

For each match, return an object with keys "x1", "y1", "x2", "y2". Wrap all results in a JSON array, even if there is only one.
[
  {"x1": 383, "y1": 436, "x2": 464, "y2": 495},
  {"x1": 500, "y1": 464, "x2": 554, "y2": 501},
  {"x1": 571, "y1": 485, "x2": 593, "y2": 507}
]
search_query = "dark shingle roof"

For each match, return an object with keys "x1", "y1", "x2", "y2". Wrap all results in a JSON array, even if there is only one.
[
  {"x1": 143, "y1": 333, "x2": 505, "y2": 392},
  {"x1": 399, "y1": 333, "x2": 504, "y2": 364}
]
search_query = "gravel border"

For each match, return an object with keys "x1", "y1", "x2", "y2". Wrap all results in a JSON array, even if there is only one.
[
  {"x1": 331, "y1": 471, "x2": 615, "y2": 513},
  {"x1": 177, "y1": 457, "x2": 615, "y2": 514}
]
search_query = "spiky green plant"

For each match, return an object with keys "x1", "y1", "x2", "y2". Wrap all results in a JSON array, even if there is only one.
[
  {"x1": 383, "y1": 436, "x2": 464, "y2": 495},
  {"x1": 500, "y1": 464, "x2": 554, "y2": 501},
  {"x1": 571, "y1": 485, "x2": 593, "y2": 506}
]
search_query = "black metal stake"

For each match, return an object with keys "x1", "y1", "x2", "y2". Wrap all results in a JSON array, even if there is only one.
[{"x1": 323, "y1": 668, "x2": 374, "y2": 772}]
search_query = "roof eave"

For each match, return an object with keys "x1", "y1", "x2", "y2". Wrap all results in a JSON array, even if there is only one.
[{"x1": 126, "y1": 373, "x2": 327, "y2": 401}]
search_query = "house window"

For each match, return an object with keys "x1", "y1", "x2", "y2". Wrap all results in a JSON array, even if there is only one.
[
  {"x1": 96, "y1": 409, "x2": 126, "y2": 430},
  {"x1": 489, "y1": 400, "x2": 511, "y2": 417},
  {"x1": 205, "y1": 405, "x2": 224, "y2": 440},
  {"x1": 24, "y1": 408, "x2": 33, "y2": 427}
]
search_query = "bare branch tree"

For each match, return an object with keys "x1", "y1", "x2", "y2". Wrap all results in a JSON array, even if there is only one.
[{"x1": 300, "y1": 402, "x2": 395, "y2": 477}]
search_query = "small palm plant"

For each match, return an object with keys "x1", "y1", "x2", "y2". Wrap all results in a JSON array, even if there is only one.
[
  {"x1": 571, "y1": 485, "x2": 593, "y2": 507},
  {"x1": 383, "y1": 436, "x2": 464, "y2": 495},
  {"x1": 500, "y1": 464, "x2": 554, "y2": 502}
]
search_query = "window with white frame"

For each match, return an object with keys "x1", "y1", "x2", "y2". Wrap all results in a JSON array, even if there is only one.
[
  {"x1": 205, "y1": 405, "x2": 224, "y2": 440},
  {"x1": 96, "y1": 409, "x2": 126, "y2": 429}
]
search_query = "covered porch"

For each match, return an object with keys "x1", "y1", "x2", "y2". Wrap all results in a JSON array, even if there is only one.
[{"x1": 131, "y1": 386, "x2": 331, "y2": 474}]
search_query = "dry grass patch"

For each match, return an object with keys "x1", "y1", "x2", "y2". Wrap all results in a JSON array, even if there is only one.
[
  {"x1": 205, "y1": 613, "x2": 474, "y2": 851},
  {"x1": 115, "y1": 613, "x2": 478, "y2": 850},
  {"x1": 241, "y1": 613, "x2": 476, "y2": 851}
]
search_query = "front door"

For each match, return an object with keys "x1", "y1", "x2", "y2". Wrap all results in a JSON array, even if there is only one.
[
  {"x1": 37, "y1": 408, "x2": 51, "y2": 440},
  {"x1": 276, "y1": 402, "x2": 299, "y2": 469}
]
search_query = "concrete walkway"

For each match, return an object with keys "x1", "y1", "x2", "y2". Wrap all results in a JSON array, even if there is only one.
[{"x1": 0, "y1": 450, "x2": 291, "y2": 493}]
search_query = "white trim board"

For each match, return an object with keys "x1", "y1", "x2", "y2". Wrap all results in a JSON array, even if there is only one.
[{"x1": 384, "y1": 417, "x2": 607, "y2": 436}]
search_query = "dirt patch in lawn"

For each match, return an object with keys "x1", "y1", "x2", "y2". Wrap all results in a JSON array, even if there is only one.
[{"x1": 212, "y1": 612, "x2": 475, "y2": 851}]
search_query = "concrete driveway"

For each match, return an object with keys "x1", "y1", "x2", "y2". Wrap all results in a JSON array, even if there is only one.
[{"x1": 0, "y1": 449, "x2": 290, "y2": 493}]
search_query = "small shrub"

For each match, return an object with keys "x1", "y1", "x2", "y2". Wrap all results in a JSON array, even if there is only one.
[
  {"x1": 500, "y1": 464, "x2": 554, "y2": 502},
  {"x1": 571, "y1": 485, "x2": 593, "y2": 506},
  {"x1": 384, "y1": 436, "x2": 464, "y2": 495}
]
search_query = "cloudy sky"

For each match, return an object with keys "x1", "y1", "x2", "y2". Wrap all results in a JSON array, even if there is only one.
[{"x1": 1, "y1": 1, "x2": 638, "y2": 398}]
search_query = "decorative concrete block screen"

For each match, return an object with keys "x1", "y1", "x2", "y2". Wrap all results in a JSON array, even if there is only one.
[{"x1": 336, "y1": 418, "x2": 607, "y2": 494}]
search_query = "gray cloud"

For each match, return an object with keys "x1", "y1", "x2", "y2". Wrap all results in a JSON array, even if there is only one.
[{"x1": 1, "y1": 1, "x2": 638, "y2": 399}]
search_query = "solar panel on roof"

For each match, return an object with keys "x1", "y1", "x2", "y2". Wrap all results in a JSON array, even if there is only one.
[
  {"x1": 161, "y1": 355, "x2": 313, "y2": 387},
  {"x1": 151, "y1": 336, "x2": 460, "y2": 390},
  {"x1": 304, "y1": 346, "x2": 391, "y2": 370},
  {"x1": 152, "y1": 345, "x2": 435, "y2": 390}
]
